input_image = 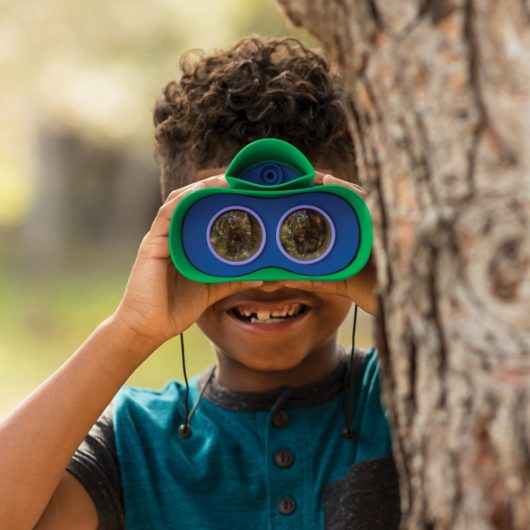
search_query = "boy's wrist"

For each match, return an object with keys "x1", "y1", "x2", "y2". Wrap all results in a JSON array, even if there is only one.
[{"x1": 97, "y1": 315, "x2": 161, "y2": 371}]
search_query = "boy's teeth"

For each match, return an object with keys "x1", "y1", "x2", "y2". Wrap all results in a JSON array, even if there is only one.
[
  {"x1": 232, "y1": 304, "x2": 306, "y2": 323},
  {"x1": 233, "y1": 303, "x2": 305, "y2": 322}
]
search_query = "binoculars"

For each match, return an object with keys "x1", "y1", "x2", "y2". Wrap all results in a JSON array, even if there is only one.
[{"x1": 168, "y1": 138, "x2": 372, "y2": 283}]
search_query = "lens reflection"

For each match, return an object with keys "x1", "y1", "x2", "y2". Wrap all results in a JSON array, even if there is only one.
[
  {"x1": 209, "y1": 209, "x2": 263, "y2": 262},
  {"x1": 279, "y1": 208, "x2": 332, "y2": 261}
]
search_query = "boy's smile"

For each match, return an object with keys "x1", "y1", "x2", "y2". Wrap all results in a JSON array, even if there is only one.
[
  {"x1": 220, "y1": 289, "x2": 316, "y2": 335},
  {"x1": 196, "y1": 283, "x2": 352, "y2": 391},
  {"x1": 230, "y1": 302, "x2": 308, "y2": 323}
]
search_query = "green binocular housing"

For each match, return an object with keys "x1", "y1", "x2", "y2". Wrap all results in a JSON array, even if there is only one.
[{"x1": 168, "y1": 138, "x2": 372, "y2": 283}]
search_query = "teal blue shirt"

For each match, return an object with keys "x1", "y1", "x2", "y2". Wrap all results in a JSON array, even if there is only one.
[{"x1": 112, "y1": 349, "x2": 398, "y2": 530}]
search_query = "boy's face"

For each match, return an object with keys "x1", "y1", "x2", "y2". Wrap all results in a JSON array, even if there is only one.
[{"x1": 190, "y1": 166, "x2": 352, "y2": 381}]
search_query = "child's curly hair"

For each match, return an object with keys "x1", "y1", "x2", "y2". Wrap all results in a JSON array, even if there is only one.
[{"x1": 153, "y1": 36, "x2": 356, "y2": 198}]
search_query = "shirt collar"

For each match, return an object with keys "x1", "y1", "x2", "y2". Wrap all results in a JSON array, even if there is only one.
[{"x1": 198, "y1": 349, "x2": 350, "y2": 412}]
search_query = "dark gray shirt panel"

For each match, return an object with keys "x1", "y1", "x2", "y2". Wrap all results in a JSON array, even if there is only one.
[
  {"x1": 67, "y1": 406, "x2": 124, "y2": 530},
  {"x1": 323, "y1": 457, "x2": 400, "y2": 530}
]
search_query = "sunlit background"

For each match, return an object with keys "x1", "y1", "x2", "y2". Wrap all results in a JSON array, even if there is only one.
[{"x1": 0, "y1": 0, "x2": 373, "y2": 417}]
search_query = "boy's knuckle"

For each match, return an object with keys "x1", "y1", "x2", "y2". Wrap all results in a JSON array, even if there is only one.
[{"x1": 158, "y1": 203, "x2": 171, "y2": 217}]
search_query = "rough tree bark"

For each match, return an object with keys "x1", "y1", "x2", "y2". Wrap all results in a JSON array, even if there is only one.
[{"x1": 277, "y1": 1, "x2": 530, "y2": 528}]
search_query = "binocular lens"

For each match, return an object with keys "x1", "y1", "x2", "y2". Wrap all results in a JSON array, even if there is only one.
[
  {"x1": 209, "y1": 209, "x2": 263, "y2": 262},
  {"x1": 279, "y1": 208, "x2": 332, "y2": 261},
  {"x1": 260, "y1": 164, "x2": 283, "y2": 185}
]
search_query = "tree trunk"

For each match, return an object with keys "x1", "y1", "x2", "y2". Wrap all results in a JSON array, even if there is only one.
[{"x1": 277, "y1": 1, "x2": 530, "y2": 528}]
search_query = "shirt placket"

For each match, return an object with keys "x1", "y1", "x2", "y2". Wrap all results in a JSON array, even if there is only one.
[{"x1": 266, "y1": 403, "x2": 305, "y2": 530}]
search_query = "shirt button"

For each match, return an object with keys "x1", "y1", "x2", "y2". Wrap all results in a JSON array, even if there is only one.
[
  {"x1": 272, "y1": 410, "x2": 289, "y2": 427},
  {"x1": 277, "y1": 496, "x2": 296, "y2": 515},
  {"x1": 274, "y1": 449, "x2": 294, "y2": 468}
]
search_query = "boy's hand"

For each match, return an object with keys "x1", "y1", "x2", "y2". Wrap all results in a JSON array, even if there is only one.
[
  {"x1": 112, "y1": 175, "x2": 262, "y2": 350},
  {"x1": 284, "y1": 173, "x2": 377, "y2": 314}
]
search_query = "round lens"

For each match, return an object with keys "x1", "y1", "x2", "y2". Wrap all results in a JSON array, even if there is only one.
[
  {"x1": 279, "y1": 207, "x2": 333, "y2": 262},
  {"x1": 209, "y1": 209, "x2": 263, "y2": 263},
  {"x1": 259, "y1": 164, "x2": 283, "y2": 185}
]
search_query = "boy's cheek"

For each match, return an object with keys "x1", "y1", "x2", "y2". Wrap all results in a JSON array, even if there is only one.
[
  {"x1": 196, "y1": 305, "x2": 235, "y2": 339},
  {"x1": 195, "y1": 310, "x2": 218, "y2": 344},
  {"x1": 196, "y1": 306, "x2": 217, "y2": 326}
]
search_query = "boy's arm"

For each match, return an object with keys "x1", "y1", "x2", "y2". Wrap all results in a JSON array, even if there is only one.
[
  {"x1": 0, "y1": 175, "x2": 262, "y2": 530},
  {"x1": 34, "y1": 472, "x2": 104, "y2": 530},
  {"x1": 0, "y1": 316, "x2": 153, "y2": 530}
]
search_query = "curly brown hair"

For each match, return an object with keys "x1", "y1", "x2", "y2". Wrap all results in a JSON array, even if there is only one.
[{"x1": 153, "y1": 36, "x2": 356, "y2": 198}]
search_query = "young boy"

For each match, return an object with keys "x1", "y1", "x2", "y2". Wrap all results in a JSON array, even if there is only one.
[{"x1": 0, "y1": 37, "x2": 400, "y2": 529}]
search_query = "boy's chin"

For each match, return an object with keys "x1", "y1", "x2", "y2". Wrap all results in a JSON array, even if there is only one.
[{"x1": 234, "y1": 350, "x2": 308, "y2": 373}]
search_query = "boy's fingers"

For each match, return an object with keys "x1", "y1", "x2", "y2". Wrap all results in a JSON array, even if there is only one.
[
  {"x1": 162, "y1": 175, "x2": 228, "y2": 214},
  {"x1": 148, "y1": 183, "x2": 203, "y2": 238},
  {"x1": 314, "y1": 172, "x2": 367, "y2": 199},
  {"x1": 149, "y1": 176, "x2": 228, "y2": 239},
  {"x1": 322, "y1": 175, "x2": 367, "y2": 197},
  {"x1": 164, "y1": 174, "x2": 227, "y2": 203},
  {"x1": 313, "y1": 172, "x2": 326, "y2": 185},
  {"x1": 165, "y1": 180, "x2": 203, "y2": 202}
]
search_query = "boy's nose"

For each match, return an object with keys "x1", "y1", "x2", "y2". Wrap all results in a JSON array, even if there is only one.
[{"x1": 258, "y1": 281, "x2": 285, "y2": 292}]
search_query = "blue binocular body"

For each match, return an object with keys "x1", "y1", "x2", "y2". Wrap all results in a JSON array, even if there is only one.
[{"x1": 169, "y1": 139, "x2": 372, "y2": 283}]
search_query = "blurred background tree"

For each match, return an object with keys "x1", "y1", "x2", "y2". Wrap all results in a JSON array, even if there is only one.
[{"x1": 0, "y1": 0, "x2": 370, "y2": 417}]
